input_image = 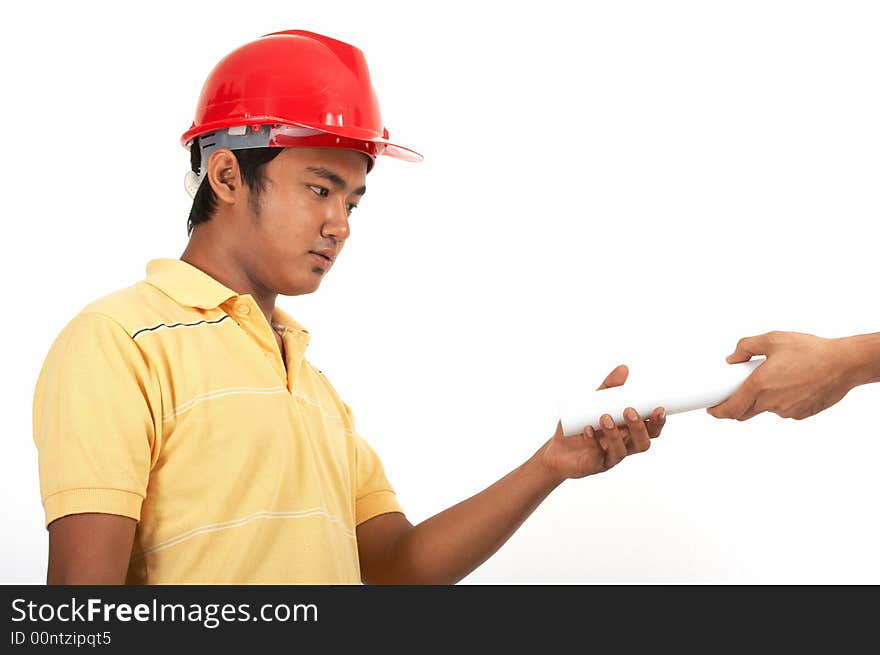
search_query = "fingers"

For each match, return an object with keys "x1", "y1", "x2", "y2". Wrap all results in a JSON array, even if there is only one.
[
  {"x1": 598, "y1": 414, "x2": 627, "y2": 468},
  {"x1": 706, "y1": 401, "x2": 729, "y2": 419},
  {"x1": 735, "y1": 397, "x2": 764, "y2": 421},
  {"x1": 575, "y1": 424, "x2": 595, "y2": 449},
  {"x1": 623, "y1": 408, "x2": 651, "y2": 454},
  {"x1": 646, "y1": 406, "x2": 666, "y2": 438},
  {"x1": 707, "y1": 373, "x2": 760, "y2": 420},
  {"x1": 726, "y1": 333, "x2": 772, "y2": 364}
]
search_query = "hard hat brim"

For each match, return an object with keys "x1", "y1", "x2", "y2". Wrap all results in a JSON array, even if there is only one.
[{"x1": 182, "y1": 119, "x2": 423, "y2": 164}]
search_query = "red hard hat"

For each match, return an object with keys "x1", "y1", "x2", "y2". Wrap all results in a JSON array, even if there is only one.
[{"x1": 181, "y1": 29, "x2": 422, "y2": 173}]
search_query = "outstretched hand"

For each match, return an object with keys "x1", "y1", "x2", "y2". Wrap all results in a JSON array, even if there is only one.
[
  {"x1": 540, "y1": 364, "x2": 666, "y2": 481},
  {"x1": 707, "y1": 331, "x2": 862, "y2": 421}
]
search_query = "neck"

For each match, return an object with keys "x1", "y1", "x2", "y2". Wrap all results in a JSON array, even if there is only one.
[{"x1": 180, "y1": 239, "x2": 277, "y2": 328}]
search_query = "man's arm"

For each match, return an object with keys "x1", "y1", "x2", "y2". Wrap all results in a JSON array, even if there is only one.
[
  {"x1": 707, "y1": 331, "x2": 880, "y2": 421},
  {"x1": 47, "y1": 513, "x2": 136, "y2": 585},
  {"x1": 357, "y1": 365, "x2": 667, "y2": 584},
  {"x1": 357, "y1": 448, "x2": 562, "y2": 585}
]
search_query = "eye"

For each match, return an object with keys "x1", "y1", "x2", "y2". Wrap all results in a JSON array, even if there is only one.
[{"x1": 309, "y1": 185, "x2": 359, "y2": 214}]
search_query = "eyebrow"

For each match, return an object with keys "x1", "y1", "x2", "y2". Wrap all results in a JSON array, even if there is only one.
[{"x1": 305, "y1": 166, "x2": 366, "y2": 196}]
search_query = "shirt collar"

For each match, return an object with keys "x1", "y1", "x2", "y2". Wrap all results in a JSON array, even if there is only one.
[
  {"x1": 144, "y1": 258, "x2": 311, "y2": 336},
  {"x1": 145, "y1": 258, "x2": 239, "y2": 310},
  {"x1": 271, "y1": 304, "x2": 311, "y2": 337}
]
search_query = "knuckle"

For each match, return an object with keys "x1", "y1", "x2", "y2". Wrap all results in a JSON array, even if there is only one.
[{"x1": 744, "y1": 378, "x2": 763, "y2": 397}]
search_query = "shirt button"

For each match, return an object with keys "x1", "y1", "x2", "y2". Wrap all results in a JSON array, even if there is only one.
[{"x1": 235, "y1": 303, "x2": 251, "y2": 317}]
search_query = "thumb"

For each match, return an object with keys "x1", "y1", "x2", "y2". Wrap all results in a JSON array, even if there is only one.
[
  {"x1": 726, "y1": 334, "x2": 770, "y2": 364},
  {"x1": 598, "y1": 364, "x2": 628, "y2": 390}
]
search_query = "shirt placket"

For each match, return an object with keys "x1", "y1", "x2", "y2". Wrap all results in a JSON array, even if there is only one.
[
  {"x1": 279, "y1": 328, "x2": 310, "y2": 394},
  {"x1": 224, "y1": 296, "x2": 310, "y2": 393}
]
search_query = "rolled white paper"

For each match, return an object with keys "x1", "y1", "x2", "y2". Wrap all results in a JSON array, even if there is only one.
[{"x1": 558, "y1": 358, "x2": 766, "y2": 436}]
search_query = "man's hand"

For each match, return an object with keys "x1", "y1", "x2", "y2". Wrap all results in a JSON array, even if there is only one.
[
  {"x1": 706, "y1": 331, "x2": 863, "y2": 421},
  {"x1": 541, "y1": 364, "x2": 666, "y2": 480}
]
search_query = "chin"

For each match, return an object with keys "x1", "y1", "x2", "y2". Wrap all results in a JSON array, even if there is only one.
[{"x1": 279, "y1": 277, "x2": 322, "y2": 297}]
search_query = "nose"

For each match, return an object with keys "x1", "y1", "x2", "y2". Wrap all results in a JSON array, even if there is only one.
[{"x1": 321, "y1": 199, "x2": 351, "y2": 241}]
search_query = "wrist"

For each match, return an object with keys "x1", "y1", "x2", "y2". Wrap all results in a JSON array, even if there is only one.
[
  {"x1": 528, "y1": 442, "x2": 566, "y2": 492},
  {"x1": 836, "y1": 333, "x2": 880, "y2": 387}
]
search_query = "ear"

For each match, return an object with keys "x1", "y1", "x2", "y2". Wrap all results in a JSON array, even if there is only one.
[
  {"x1": 205, "y1": 148, "x2": 242, "y2": 205},
  {"x1": 359, "y1": 151, "x2": 372, "y2": 175}
]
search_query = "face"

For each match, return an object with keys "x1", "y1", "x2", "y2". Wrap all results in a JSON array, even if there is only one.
[{"x1": 235, "y1": 147, "x2": 369, "y2": 296}]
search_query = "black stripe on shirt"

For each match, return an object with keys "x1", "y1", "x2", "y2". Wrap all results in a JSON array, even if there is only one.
[{"x1": 132, "y1": 314, "x2": 232, "y2": 339}]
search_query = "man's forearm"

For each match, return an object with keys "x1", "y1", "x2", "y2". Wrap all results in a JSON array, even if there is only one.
[
  {"x1": 386, "y1": 443, "x2": 563, "y2": 584},
  {"x1": 840, "y1": 332, "x2": 880, "y2": 386}
]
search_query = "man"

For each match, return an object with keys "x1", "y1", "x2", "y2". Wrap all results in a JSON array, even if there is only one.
[
  {"x1": 33, "y1": 30, "x2": 666, "y2": 584},
  {"x1": 708, "y1": 331, "x2": 880, "y2": 421}
]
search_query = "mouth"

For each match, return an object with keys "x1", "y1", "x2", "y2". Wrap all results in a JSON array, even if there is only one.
[{"x1": 309, "y1": 251, "x2": 333, "y2": 266}]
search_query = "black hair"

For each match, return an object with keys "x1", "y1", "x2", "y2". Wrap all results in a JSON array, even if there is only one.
[{"x1": 187, "y1": 137, "x2": 284, "y2": 237}]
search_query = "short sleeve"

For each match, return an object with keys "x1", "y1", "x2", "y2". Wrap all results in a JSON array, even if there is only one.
[
  {"x1": 343, "y1": 402, "x2": 404, "y2": 525},
  {"x1": 32, "y1": 312, "x2": 162, "y2": 528}
]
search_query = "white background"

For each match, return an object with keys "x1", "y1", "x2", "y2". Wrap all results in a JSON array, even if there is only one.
[{"x1": 2, "y1": 0, "x2": 878, "y2": 584}]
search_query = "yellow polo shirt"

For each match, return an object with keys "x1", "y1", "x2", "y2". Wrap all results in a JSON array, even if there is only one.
[{"x1": 32, "y1": 258, "x2": 403, "y2": 584}]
